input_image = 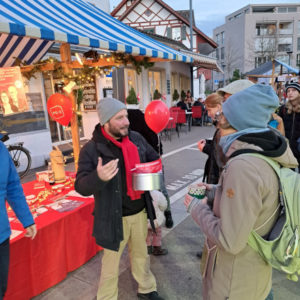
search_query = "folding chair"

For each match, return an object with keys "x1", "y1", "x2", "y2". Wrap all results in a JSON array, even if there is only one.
[{"x1": 192, "y1": 106, "x2": 203, "y2": 126}]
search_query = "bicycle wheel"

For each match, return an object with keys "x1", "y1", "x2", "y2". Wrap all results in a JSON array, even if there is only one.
[{"x1": 8, "y1": 145, "x2": 32, "y2": 178}]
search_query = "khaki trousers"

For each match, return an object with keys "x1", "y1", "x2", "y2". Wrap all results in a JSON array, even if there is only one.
[{"x1": 97, "y1": 209, "x2": 157, "y2": 300}]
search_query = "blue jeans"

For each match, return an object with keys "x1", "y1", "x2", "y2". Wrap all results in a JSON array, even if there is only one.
[{"x1": 0, "y1": 238, "x2": 9, "y2": 300}]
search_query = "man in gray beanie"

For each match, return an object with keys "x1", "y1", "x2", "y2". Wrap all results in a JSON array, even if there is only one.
[
  {"x1": 75, "y1": 98, "x2": 164, "y2": 300},
  {"x1": 184, "y1": 84, "x2": 298, "y2": 299}
]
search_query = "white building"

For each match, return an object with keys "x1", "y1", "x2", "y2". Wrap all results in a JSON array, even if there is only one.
[{"x1": 213, "y1": 3, "x2": 300, "y2": 86}]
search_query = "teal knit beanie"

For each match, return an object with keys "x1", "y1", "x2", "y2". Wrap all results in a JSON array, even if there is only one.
[{"x1": 222, "y1": 84, "x2": 279, "y2": 131}]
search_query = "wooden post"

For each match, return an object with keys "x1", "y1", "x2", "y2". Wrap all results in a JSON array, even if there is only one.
[
  {"x1": 60, "y1": 43, "x2": 80, "y2": 171},
  {"x1": 271, "y1": 60, "x2": 276, "y2": 89}
]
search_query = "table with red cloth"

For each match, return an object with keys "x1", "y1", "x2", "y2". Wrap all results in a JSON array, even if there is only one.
[{"x1": 4, "y1": 173, "x2": 102, "y2": 300}]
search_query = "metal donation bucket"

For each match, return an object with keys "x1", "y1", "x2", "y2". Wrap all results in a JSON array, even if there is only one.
[
  {"x1": 132, "y1": 172, "x2": 163, "y2": 191},
  {"x1": 132, "y1": 159, "x2": 163, "y2": 191}
]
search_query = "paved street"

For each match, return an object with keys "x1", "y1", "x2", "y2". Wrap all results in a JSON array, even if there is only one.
[{"x1": 22, "y1": 125, "x2": 300, "y2": 300}]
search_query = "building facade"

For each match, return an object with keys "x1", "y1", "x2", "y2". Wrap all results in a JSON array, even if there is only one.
[
  {"x1": 111, "y1": 0, "x2": 217, "y2": 99},
  {"x1": 213, "y1": 3, "x2": 300, "y2": 86}
]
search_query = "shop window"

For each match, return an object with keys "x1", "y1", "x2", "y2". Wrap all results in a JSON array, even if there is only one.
[
  {"x1": 149, "y1": 71, "x2": 162, "y2": 100},
  {"x1": 124, "y1": 69, "x2": 138, "y2": 98}
]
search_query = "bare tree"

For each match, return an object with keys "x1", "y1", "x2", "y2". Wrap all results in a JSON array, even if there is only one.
[
  {"x1": 246, "y1": 22, "x2": 278, "y2": 69},
  {"x1": 223, "y1": 38, "x2": 242, "y2": 83}
]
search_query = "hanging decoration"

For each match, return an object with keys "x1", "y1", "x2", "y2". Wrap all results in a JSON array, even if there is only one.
[{"x1": 16, "y1": 51, "x2": 155, "y2": 82}]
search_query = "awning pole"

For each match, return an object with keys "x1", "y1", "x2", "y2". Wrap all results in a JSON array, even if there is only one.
[
  {"x1": 271, "y1": 60, "x2": 276, "y2": 89},
  {"x1": 60, "y1": 43, "x2": 80, "y2": 171}
]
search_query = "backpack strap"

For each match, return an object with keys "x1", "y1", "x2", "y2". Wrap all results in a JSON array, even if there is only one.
[{"x1": 234, "y1": 153, "x2": 285, "y2": 234}]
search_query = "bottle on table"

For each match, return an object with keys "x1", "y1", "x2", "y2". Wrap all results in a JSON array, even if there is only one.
[{"x1": 48, "y1": 162, "x2": 55, "y2": 185}]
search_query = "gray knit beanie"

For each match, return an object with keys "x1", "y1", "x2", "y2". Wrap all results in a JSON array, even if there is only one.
[
  {"x1": 96, "y1": 98, "x2": 127, "y2": 125},
  {"x1": 222, "y1": 84, "x2": 279, "y2": 131}
]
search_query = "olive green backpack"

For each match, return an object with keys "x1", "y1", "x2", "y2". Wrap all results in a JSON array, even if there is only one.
[{"x1": 246, "y1": 153, "x2": 300, "y2": 281}]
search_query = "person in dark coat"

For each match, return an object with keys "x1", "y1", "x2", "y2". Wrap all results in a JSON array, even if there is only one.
[
  {"x1": 75, "y1": 98, "x2": 164, "y2": 300},
  {"x1": 127, "y1": 108, "x2": 174, "y2": 228},
  {"x1": 277, "y1": 82, "x2": 300, "y2": 170}
]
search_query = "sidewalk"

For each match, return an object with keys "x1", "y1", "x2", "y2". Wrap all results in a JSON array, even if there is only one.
[{"x1": 31, "y1": 190, "x2": 300, "y2": 300}]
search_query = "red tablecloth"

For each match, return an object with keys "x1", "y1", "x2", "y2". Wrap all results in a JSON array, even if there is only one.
[{"x1": 4, "y1": 175, "x2": 101, "y2": 300}]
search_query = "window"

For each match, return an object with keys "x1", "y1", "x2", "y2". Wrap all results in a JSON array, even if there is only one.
[
  {"x1": 216, "y1": 34, "x2": 220, "y2": 44},
  {"x1": 148, "y1": 71, "x2": 161, "y2": 100},
  {"x1": 255, "y1": 56, "x2": 270, "y2": 68},
  {"x1": 298, "y1": 38, "x2": 300, "y2": 51},
  {"x1": 278, "y1": 37, "x2": 293, "y2": 52},
  {"x1": 279, "y1": 22, "x2": 293, "y2": 35},
  {"x1": 145, "y1": 9, "x2": 152, "y2": 17},
  {"x1": 256, "y1": 23, "x2": 276, "y2": 36},
  {"x1": 172, "y1": 27, "x2": 181, "y2": 41},
  {"x1": 298, "y1": 21, "x2": 300, "y2": 34},
  {"x1": 221, "y1": 47, "x2": 225, "y2": 60},
  {"x1": 278, "y1": 7, "x2": 297, "y2": 13},
  {"x1": 124, "y1": 68, "x2": 138, "y2": 99},
  {"x1": 221, "y1": 31, "x2": 225, "y2": 44},
  {"x1": 278, "y1": 44, "x2": 293, "y2": 52},
  {"x1": 297, "y1": 54, "x2": 300, "y2": 67},
  {"x1": 143, "y1": 28, "x2": 155, "y2": 34},
  {"x1": 216, "y1": 49, "x2": 219, "y2": 60}
]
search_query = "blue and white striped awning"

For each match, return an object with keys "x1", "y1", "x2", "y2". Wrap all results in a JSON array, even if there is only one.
[{"x1": 0, "y1": 0, "x2": 193, "y2": 67}]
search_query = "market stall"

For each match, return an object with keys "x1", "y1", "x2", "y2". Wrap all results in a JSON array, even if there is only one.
[{"x1": 5, "y1": 173, "x2": 99, "y2": 300}]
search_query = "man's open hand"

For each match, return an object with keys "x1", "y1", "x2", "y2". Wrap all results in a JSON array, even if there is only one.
[{"x1": 97, "y1": 157, "x2": 119, "y2": 181}]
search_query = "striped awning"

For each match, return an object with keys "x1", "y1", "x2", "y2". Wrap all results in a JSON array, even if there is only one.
[
  {"x1": 0, "y1": 0, "x2": 193, "y2": 67},
  {"x1": 0, "y1": 33, "x2": 54, "y2": 67},
  {"x1": 180, "y1": 50, "x2": 223, "y2": 73}
]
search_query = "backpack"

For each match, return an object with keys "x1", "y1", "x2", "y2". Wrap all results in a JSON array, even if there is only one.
[{"x1": 246, "y1": 153, "x2": 300, "y2": 281}]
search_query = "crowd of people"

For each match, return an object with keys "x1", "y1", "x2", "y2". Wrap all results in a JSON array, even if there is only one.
[{"x1": 1, "y1": 78, "x2": 300, "y2": 300}]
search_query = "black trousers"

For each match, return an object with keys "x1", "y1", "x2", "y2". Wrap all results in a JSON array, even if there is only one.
[{"x1": 0, "y1": 238, "x2": 9, "y2": 300}]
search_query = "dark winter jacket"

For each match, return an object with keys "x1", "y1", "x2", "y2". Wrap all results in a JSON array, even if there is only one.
[
  {"x1": 75, "y1": 124, "x2": 159, "y2": 251},
  {"x1": 127, "y1": 109, "x2": 162, "y2": 154},
  {"x1": 202, "y1": 129, "x2": 225, "y2": 184},
  {"x1": 278, "y1": 105, "x2": 300, "y2": 166}
]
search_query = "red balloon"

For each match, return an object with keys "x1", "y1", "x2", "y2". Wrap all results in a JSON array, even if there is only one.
[
  {"x1": 47, "y1": 93, "x2": 73, "y2": 126},
  {"x1": 145, "y1": 100, "x2": 170, "y2": 133}
]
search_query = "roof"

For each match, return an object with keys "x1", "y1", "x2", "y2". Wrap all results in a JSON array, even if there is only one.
[
  {"x1": 0, "y1": 0, "x2": 193, "y2": 67},
  {"x1": 179, "y1": 50, "x2": 223, "y2": 72},
  {"x1": 176, "y1": 10, "x2": 195, "y2": 26},
  {"x1": 246, "y1": 59, "x2": 300, "y2": 76},
  {"x1": 139, "y1": 30, "x2": 190, "y2": 51},
  {"x1": 111, "y1": 0, "x2": 217, "y2": 49}
]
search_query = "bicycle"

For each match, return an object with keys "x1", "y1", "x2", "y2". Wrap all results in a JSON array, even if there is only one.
[{"x1": 0, "y1": 131, "x2": 32, "y2": 179}]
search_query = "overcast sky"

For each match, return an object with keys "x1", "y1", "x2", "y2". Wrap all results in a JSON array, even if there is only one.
[{"x1": 110, "y1": 0, "x2": 299, "y2": 37}]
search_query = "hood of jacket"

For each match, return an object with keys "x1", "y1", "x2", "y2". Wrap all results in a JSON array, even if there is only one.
[{"x1": 227, "y1": 128, "x2": 298, "y2": 169}]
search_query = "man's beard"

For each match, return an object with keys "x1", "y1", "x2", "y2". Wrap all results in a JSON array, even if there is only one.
[{"x1": 107, "y1": 123, "x2": 129, "y2": 138}]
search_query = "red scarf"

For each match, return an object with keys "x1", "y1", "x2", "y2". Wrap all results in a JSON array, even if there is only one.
[{"x1": 101, "y1": 127, "x2": 144, "y2": 200}]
